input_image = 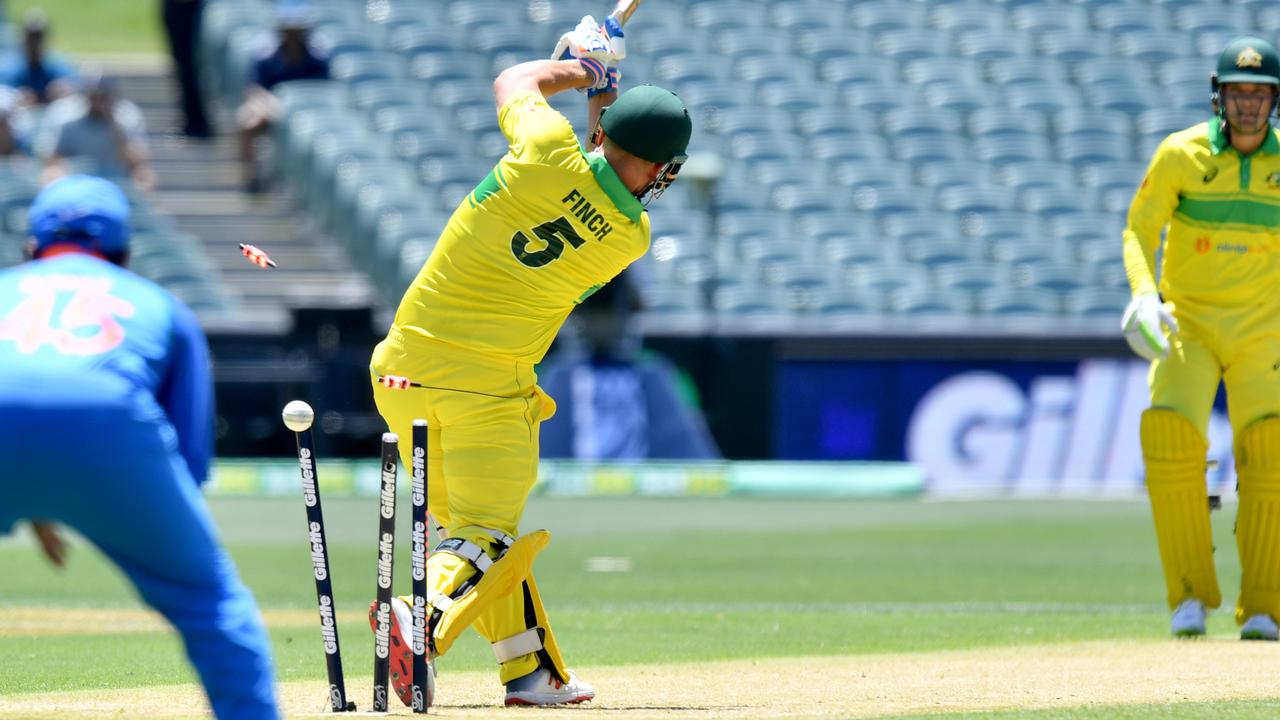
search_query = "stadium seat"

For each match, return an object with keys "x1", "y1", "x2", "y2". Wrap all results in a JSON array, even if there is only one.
[
  {"x1": 989, "y1": 61, "x2": 1072, "y2": 88},
  {"x1": 1058, "y1": 132, "x2": 1134, "y2": 168},
  {"x1": 875, "y1": 29, "x2": 943, "y2": 61},
  {"x1": 977, "y1": 287, "x2": 1060, "y2": 316},
  {"x1": 805, "y1": 288, "x2": 879, "y2": 324},
  {"x1": 914, "y1": 159, "x2": 995, "y2": 190},
  {"x1": 952, "y1": 30, "x2": 1036, "y2": 62},
  {"x1": 973, "y1": 134, "x2": 1054, "y2": 166},
  {"x1": 1039, "y1": 30, "x2": 1110, "y2": 63},
  {"x1": 387, "y1": 24, "x2": 462, "y2": 57},
  {"x1": 1051, "y1": 212, "x2": 1126, "y2": 245},
  {"x1": 813, "y1": 135, "x2": 889, "y2": 165},
  {"x1": 1010, "y1": 4, "x2": 1090, "y2": 35},
  {"x1": 1074, "y1": 57, "x2": 1153, "y2": 86},
  {"x1": 930, "y1": 3, "x2": 1005, "y2": 33},
  {"x1": 1094, "y1": 5, "x2": 1170, "y2": 34},
  {"x1": 969, "y1": 107, "x2": 1050, "y2": 138},
  {"x1": 902, "y1": 236, "x2": 979, "y2": 268},
  {"x1": 1172, "y1": 5, "x2": 1253, "y2": 35},
  {"x1": 829, "y1": 158, "x2": 913, "y2": 192},
  {"x1": 986, "y1": 236, "x2": 1068, "y2": 267},
  {"x1": 1007, "y1": 81, "x2": 1084, "y2": 116},
  {"x1": 934, "y1": 260, "x2": 1010, "y2": 294},
  {"x1": 1116, "y1": 30, "x2": 1189, "y2": 64},
  {"x1": 883, "y1": 111, "x2": 964, "y2": 138},
  {"x1": 884, "y1": 212, "x2": 964, "y2": 243},
  {"x1": 962, "y1": 210, "x2": 1036, "y2": 244},
  {"x1": 817, "y1": 232, "x2": 898, "y2": 267},
  {"x1": 997, "y1": 160, "x2": 1076, "y2": 192},
  {"x1": 769, "y1": 3, "x2": 831, "y2": 33},
  {"x1": 821, "y1": 56, "x2": 898, "y2": 90},
  {"x1": 1080, "y1": 161, "x2": 1145, "y2": 195},
  {"x1": 1136, "y1": 108, "x2": 1206, "y2": 138},
  {"x1": 893, "y1": 135, "x2": 969, "y2": 164},
  {"x1": 851, "y1": 2, "x2": 926, "y2": 34},
  {"x1": 1014, "y1": 261, "x2": 1088, "y2": 293},
  {"x1": 1063, "y1": 287, "x2": 1131, "y2": 317},
  {"x1": 903, "y1": 57, "x2": 986, "y2": 89},
  {"x1": 688, "y1": 0, "x2": 768, "y2": 31},
  {"x1": 888, "y1": 286, "x2": 970, "y2": 316},
  {"x1": 794, "y1": 28, "x2": 861, "y2": 65},
  {"x1": 844, "y1": 259, "x2": 930, "y2": 298},
  {"x1": 637, "y1": 284, "x2": 708, "y2": 319},
  {"x1": 1020, "y1": 187, "x2": 1086, "y2": 219},
  {"x1": 1055, "y1": 108, "x2": 1134, "y2": 140}
]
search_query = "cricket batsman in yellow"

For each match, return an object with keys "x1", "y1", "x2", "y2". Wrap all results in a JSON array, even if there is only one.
[
  {"x1": 1124, "y1": 36, "x2": 1280, "y2": 641},
  {"x1": 365, "y1": 15, "x2": 691, "y2": 705}
]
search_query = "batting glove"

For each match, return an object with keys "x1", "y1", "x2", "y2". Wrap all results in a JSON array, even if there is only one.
[
  {"x1": 552, "y1": 15, "x2": 623, "y2": 92},
  {"x1": 1121, "y1": 292, "x2": 1179, "y2": 361},
  {"x1": 588, "y1": 66, "x2": 620, "y2": 97}
]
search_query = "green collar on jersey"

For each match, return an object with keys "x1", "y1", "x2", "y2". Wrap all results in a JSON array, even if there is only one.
[
  {"x1": 1208, "y1": 118, "x2": 1280, "y2": 156},
  {"x1": 581, "y1": 149, "x2": 645, "y2": 225}
]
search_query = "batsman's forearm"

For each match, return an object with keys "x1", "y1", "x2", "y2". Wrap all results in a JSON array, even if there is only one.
[
  {"x1": 1122, "y1": 229, "x2": 1159, "y2": 298},
  {"x1": 494, "y1": 59, "x2": 596, "y2": 109},
  {"x1": 586, "y1": 91, "x2": 616, "y2": 148}
]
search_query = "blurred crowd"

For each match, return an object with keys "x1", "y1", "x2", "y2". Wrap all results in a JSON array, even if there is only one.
[
  {"x1": 0, "y1": 8, "x2": 153, "y2": 189},
  {"x1": 0, "y1": 1, "x2": 334, "y2": 195}
]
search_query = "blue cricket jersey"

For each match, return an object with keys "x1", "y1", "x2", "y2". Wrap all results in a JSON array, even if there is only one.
[{"x1": 0, "y1": 254, "x2": 213, "y2": 484}]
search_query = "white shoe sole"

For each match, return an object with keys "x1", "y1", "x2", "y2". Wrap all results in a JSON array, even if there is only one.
[{"x1": 505, "y1": 692, "x2": 595, "y2": 707}]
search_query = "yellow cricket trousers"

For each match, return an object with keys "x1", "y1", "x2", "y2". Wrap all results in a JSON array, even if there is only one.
[{"x1": 370, "y1": 329, "x2": 557, "y2": 681}]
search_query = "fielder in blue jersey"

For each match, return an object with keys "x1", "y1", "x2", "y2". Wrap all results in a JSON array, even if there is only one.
[{"x1": 0, "y1": 175, "x2": 278, "y2": 719}]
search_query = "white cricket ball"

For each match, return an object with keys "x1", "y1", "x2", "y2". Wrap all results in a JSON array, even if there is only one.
[{"x1": 282, "y1": 400, "x2": 315, "y2": 432}]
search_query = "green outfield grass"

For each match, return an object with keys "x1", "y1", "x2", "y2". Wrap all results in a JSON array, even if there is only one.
[
  {"x1": 886, "y1": 699, "x2": 1280, "y2": 720},
  {"x1": 0, "y1": 497, "x2": 1265, "y2": 717},
  {"x1": 6, "y1": 0, "x2": 163, "y2": 56}
]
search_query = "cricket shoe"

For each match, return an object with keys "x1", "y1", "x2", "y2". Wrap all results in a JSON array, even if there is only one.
[
  {"x1": 1240, "y1": 614, "x2": 1279, "y2": 641},
  {"x1": 1170, "y1": 598, "x2": 1206, "y2": 637},
  {"x1": 504, "y1": 668, "x2": 595, "y2": 706},
  {"x1": 367, "y1": 597, "x2": 434, "y2": 707}
]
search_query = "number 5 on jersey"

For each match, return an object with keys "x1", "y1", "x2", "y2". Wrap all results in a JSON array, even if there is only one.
[{"x1": 511, "y1": 216, "x2": 586, "y2": 268}]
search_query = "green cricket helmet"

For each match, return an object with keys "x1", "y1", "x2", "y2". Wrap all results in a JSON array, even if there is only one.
[
  {"x1": 598, "y1": 84, "x2": 692, "y2": 202},
  {"x1": 1215, "y1": 36, "x2": 1280, "y2": 86}
]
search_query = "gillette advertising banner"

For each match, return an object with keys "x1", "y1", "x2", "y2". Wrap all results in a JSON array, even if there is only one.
[{"x1": 775, "y1": 358, "x2": 1236, "y2": 497}]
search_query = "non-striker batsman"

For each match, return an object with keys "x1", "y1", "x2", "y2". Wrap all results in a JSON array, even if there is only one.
[
  {"x1": 1123, "y1": 36, "x2": 1280, "y2": 641},
  {"x1": 365, "y1": 15, "x2": 692, "y2": 706}
]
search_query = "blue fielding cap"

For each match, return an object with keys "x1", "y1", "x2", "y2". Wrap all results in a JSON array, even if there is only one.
[{"x1": 29, "y1": 175, "x2": 130, "y2": 255}]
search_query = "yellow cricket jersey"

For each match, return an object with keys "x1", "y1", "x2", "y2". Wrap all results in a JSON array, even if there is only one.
[
  {"x1": 1124, "y1": 119, "x2": 1280, "y2": 308},
  {"x1": 391, "y1": 91, "x2": 650, "y2": 363}
]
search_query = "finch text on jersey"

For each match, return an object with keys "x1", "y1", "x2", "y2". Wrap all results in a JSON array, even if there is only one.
[{"x1": 562, "y1": 189, "x2": 613, "y2": 241}]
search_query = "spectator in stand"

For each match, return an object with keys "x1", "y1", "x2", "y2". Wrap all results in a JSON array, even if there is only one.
[
  {"x1": 236, "y1": 4, "x2": 330, "y2": 193},
  {"x1": 538, "y1": 271, "x2": 721, "y2": 460},
  {"x1": 0, "y1": 9, "x2": 77, "y2": 107},
  {"x1": 0, "y1": 88, "x2": 32, "y2": 158},
  {"x1": 162, "y1": 0, "x2": 213, "y2": 138},
  {"x1": 39, "y1": 73, "x2": 156, "y2": 191}
]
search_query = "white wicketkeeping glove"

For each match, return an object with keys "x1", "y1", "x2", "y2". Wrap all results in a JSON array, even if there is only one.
[{"x1": 1121, "y1": 292, "x2": 1179, "y2": 361}]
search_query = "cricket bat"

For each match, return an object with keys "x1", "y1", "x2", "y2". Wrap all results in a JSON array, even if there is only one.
[{"x1": 608, "y1": 0, "x2": 643, "y2": 26}]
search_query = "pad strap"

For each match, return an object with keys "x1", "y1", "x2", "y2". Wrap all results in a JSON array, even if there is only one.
[
  {"x1": 433, "y1": 529, "x2": 516, "y2": 574},
  {"x1": 435, "y1": 538, "x2": 494, "y2": 572},
  {"x1": 491, "y1": 628, "x2": 544, "y2": 663},
  {"x1": 426, "y1": 591, "x2": 454, "y2": 613}
]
